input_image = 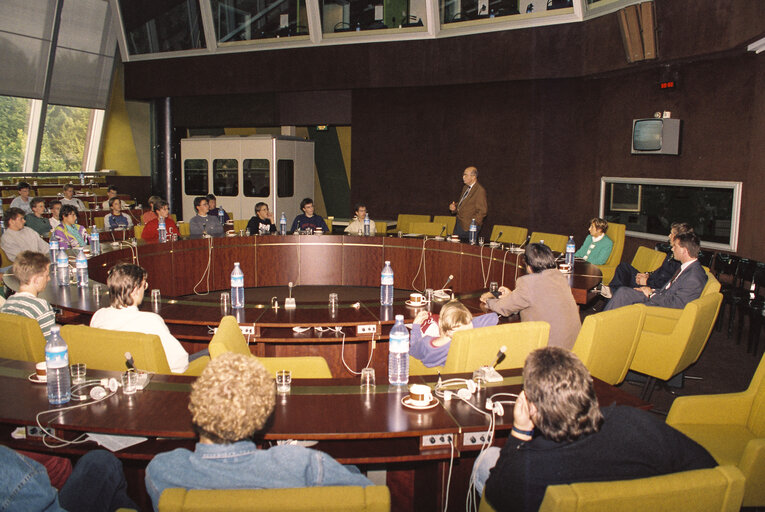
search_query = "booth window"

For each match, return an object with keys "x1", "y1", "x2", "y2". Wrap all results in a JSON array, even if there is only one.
[
  {"x1": 243, "y1": 159, "x2": 270, "y2": 197},
  {"x1": 184, "y1": 159, "x2": 208, "y2": 196},
  {"x1": 213, "y1": 159, "x2": 239, "y2": 196},
  {"x1": 277, "y1": 159, "x2": 294, "y2": 197}
]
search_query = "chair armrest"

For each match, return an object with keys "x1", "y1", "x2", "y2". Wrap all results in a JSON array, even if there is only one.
[
  {"x1": 740, "y1": 438, "x2": 765, "y2": 506},
  {"x1": 184, "y1": 356, "x2": 210, "y2": 377},
  {"x1": 642, "y1": 307, "x2": 684, "y2": 334},
  {"x1": 667, "y1": 392, "x2": 753, "y2": 426}
]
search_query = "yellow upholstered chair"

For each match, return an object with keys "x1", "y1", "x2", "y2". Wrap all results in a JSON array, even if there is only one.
[
  {"x1": 667, "y1": 355, "x2": 765, "y2": 507},
  {"x1": 209, "y1": 316, "x2": 332, "y2": 378},
  {"x1": 0, "y1": 247, "x2": 12, "y2": 268},
  {"x1": 374, "y1": 221, "x2": 387, "y2": 234},
  {"x1": 178, "y1": 222, "x2": 190, "y2": 237},
  {"x1": 432, "y1": 215, "x2": 457, "y2": 235},
  {"x1": 232, "y1": 219, "x2": 249, "y2": 232},
  {"x1": 702, "y1": 268, "x2": 722, "y2": 296},
  {"x1": 529, "y1": 232, "x2": 568, "y2": 253},
  {"x1": 410, "y1": 321, "x2": 550, "y2": 375},
  {"x1": 631, "y1": 246, "x2": 667, "y2": 274},
  {"x1": 408, "y1": 221, "x2": 448, "y2": 237},
  {"x1": 572, "y1": 304, "x2": 646, "y2": 385},
  {"x1": 325, "y1": 216, "x2": 333, "y2": 232},
  {"x1": 629, "y1": 291, "x2": 723, "y2": 400},
  {"x1": 61, "y1": 325, "x2": 208, "y2": 376},
  {"x1": 595, "y1": 222, "x2": 625, "y2": 285},
  {"x1": 94, "y1": 216, "x2": 105, "y2": 230},
  {"x1": 396, "y1": 214, "x2": 430, "y2": 234},
  {"x1": 489, "y1": 225, "x2": 528, "y2": 246},
  {"x1": 133, "y1": 224, "x2": 144, "y2": 238},
  {"x1": 0, "y1": 312, "x2": 47, "y2": 362},
  {"x1": 158, "y1": 486, "x2": 391, "y2": 512}
]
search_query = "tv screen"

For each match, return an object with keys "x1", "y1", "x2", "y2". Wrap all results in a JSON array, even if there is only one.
[{"x1": 633, "y1": 119, "x2": 663, "y2": 151}]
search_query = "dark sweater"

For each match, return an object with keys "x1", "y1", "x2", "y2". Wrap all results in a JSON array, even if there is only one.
[
  {"x1": 246, "y1": 216, "x2": 276, "y2": 234},
  {"x1": 484, "y1": 405, "x2": 716, "y2": 512},
  {"x1": 290, "y1": 214, "x2": 329, "y2": 233}
]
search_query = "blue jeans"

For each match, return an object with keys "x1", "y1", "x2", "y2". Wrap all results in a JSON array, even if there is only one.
[
  {"x1": 472, "y1": 447, "x2": 501, "y2": 497},
  {"x1": 59, "y1": 450, "x2": 137, "y2": 512}
]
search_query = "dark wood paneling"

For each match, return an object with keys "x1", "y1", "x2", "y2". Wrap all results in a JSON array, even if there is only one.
[
  {"x1": 342, "y1": 237, "x2": 384, "y2": 286},
  {"x1": 255, "y1": 236, "x2": 301, "y2": 286},
  {"x1": 297, "y1": 236, "x2": 344, "y2": 285}
]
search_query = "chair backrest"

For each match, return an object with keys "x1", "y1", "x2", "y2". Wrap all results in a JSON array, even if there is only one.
[
  {"x1": 0, "y1": 247, "x2": 12, "y2": 268},
  {"x1": 535, "y1": 465, "x2": 745, "y2": 512},
  {"x1": 572, "y1": 304, "x2": 646, "y2": 385},
  {"x1": 375, "y1": 221, "x2": 387, "y2": 234},
  {"x1": 232, "y1": 219, "x2": 248, "y2": 232},
  {"x1": 396, "y1": 214, "x2": 430, "y2": 234},
  {"x1": 209, "y1": 316, "x2": 251, "y2": 357},
  {"x1": 600, "y1": 222, "x2": 625, "y2": 268},
  {"x1": 133, "y1": 224, "x2": 144, "y2": 238},
  {"x1": 0, "y1": 312, "x2": 47, "y2": 362},
  {"x1": 702, "y1": 269, "x2": 722, "y2": 296},
  {"x1": 408, "y1": 221, "x2": 448, "y2": 237},
  {"x1": 159, "y1": 485, "x2": 391, "y2": 512},
  {"x1": 177, "y1": 222, "x2": 190, "y2": 236},
  {"x1": 325, "y1": 216, "x2": 332, "y2": 232},
  {"x1": 631, "y1": 246, "x2": 666, "y2": 274},
  {"x1": 61, "y1": 324, "x2": 174, "y2": 374},
  {"x1": 529, "y1": 232, "x2": 568, "y2": 253},
  {"x1": 489, "y1": 225, "x2": 528, "y2": 246},
  {"x1": 746, "y1": 350, "x2": 765, "y2": 436},
  {"x1": 433, "y1": 215, "x2": 457, "y2": 235},
  {"x1": 94, "y1": 216, "x2": 105, "y2": 230},
  {"x1": 443, "y1": 321, "x2": 550, "y2": 373}
]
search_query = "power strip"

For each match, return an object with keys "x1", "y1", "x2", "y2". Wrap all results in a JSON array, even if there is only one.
[
  {"x1": 462, "y1": 431, "x2": 492, "y2": 447},
  {"x1": 357, "y1": 324, "x2": 377, "y2": 334},
  {"x1": 213, "y1": 325, "x2": 255, "y2": 335},
  {"x1": 421, "y1": 433, "x2": 454, "y2": 448}
]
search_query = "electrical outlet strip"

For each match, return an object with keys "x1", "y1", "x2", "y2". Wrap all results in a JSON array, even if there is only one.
[
  {"x1": 357, "y1": 324, "x2": 377, "y2": 334},
  {"x1": 421, "y1": 433, "x2": 453, "y2": 448},
  {"x1": 462, "y1": 431, "x2": 492, "y2": 447}
]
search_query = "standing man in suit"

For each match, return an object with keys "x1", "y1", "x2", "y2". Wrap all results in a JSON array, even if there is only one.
[
  {"x1": 449, "y1": 166, "x2": 487, "y2": 241},
  {"x1": 605, "y1": 232, "x2": 707, "y2": 311}
]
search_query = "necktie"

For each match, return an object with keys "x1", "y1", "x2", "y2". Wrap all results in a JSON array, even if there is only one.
[
  {"x1": 665, "y1": 267, "x2": 683, "y2": 289},
  {"x1": 458, "y1": 186, "x2": 471, "y2": 208}
]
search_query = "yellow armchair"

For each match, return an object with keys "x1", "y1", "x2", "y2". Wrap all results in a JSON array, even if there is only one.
[
  {"x1": 408, "y1": 221, "x2": 448, "y2": 237},
  {"x1": 159, "y1": 486, "x2": 391, "y2": 512},
  {"x1": 631, "y1": 246, "x2": 667, "y2": 274},
  {"x1": 178, "y1": 222, "x2": 190, "y2": 237},
  {"x1": 529, "y1": 232, "x2": 568, "y2": 253},
  {"x1": 432, "y1": 215, "x2": 457, "y2": 235},
  {"x1": 133, "y1": 224, "x2": 144, "y2": 239},
  {"x1": 489, "y1": 225, "x2": 528, "y2": 246},
  {"x1": 667, "y1": 354, "x2": 765, "y2": 506},
  {"x1": 595, "y1": 222, "x2": 625, "y2": 285},
  {"x1": 395, "y1": 214, "x2": 430, "y2": 234},
  {"x1": 0, "y1": 312, "x2": 46, "y2": 362}
]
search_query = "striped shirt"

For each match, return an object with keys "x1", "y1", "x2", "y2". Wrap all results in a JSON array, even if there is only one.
[{"x1": 0, "y1": 292, "x2": 56, "y2": 341}]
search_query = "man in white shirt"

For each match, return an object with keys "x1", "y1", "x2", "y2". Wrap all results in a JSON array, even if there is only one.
[
  {"x1": 101, "y1": 186, "x2": 120, "y2": 209},
  {"x1": 60, "y1": 184, "x2": 87, "y2": 211},
  {"x1": 9, "y1": 182, "x2": 33, "y2": 214},
  {"x1": 90, "y1": 263, "x2": 190, "y2": 373},
  {"x1": 0, "y1": 208, "x2": 50, "y2": 262}
]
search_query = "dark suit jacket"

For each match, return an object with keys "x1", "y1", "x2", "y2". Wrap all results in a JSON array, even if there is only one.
[
  {"x1": 647, "y1": 260, "x2": 708, "y2": 309},
  {"x1": 455, "y1": 181, "x2": 488, "y2": 231},
  {"x1": 646, "y1": 253, "x2": 682, "y2": 289}
]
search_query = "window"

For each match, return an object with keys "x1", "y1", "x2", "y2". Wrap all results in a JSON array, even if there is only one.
[
  {"x1": 212, "y1": 0, "x2": 309, "y2": 43},
  {"x1": 118, "y1": 0, "x2": 206, "y2": 55},
  {"x1": 184, "y1": 159, "x2": 208, "y2": 196},
  {"x1": 277, "y1": 159, "x2": 294, "y2": 198},
  {"x1": 321, "y1": 0, "x2": 427, "y2": 34},
  {"x1": 213, "y1": 158, "x2": 239, "y2": 196},
  {"x1": 0, "y1": 95, "x2": 31, "y2": 173},
  {"x1": 38, "y1": 104, "x2": 90, "y2": 172},
  {"x1": 243, "y1": 159, "x2": 270, "y2": 197}
]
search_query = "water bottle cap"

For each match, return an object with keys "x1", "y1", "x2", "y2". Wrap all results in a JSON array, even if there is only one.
[
  {"x1": 234, "y1": 262, "x2": 240, "y2": 266},
  {"x1": 394, "y1": 314, "x2": 404, "y2": 321},
  {"x1": 385, "y1": 260, "x2": 390, "y2": 265}
]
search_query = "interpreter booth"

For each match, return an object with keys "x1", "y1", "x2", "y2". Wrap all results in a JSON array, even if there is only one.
[{"x1": 180, "y1": 135, "x2": 315, "y2": 221}]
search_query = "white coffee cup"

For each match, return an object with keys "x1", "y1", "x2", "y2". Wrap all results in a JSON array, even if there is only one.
[
  {"x1": 408, "y1": 384, "x2": 433, "y2": 405},
  {"x1": 410, "y1": 293, "x2": 425, "y2": 305}
]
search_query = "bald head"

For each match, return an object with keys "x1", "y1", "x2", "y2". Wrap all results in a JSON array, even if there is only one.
[{"x1": 463, "y1": 166, "x2": 478, "y2": 186}]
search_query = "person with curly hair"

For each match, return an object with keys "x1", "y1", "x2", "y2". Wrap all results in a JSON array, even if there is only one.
[{"x1": 144, "y1": 353, "x2": 372, "y2": 510}]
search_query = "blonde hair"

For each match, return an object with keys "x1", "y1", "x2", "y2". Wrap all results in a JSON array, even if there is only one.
[
  {"x1": 438, "y1": 300, "x2": 472, "y2": 337},
  {"x1": 12, "y1": 251, "x2": 50, "y2": 285},
  {"x1": 189, "y1": 353, "x2": 276, "y2": 443}
]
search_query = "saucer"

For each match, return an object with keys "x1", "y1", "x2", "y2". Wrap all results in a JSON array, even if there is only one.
[
  {"x1": 432, "y1": 290, "x2": 451, "y2": 301},
  {"x1": 489, "y1": 242, "x2": 501, "y2": 248},
  {"x1": 401, "y1": 396, "x2": 438, "y2": 410},
  {"x1": 405, "y1": 300, "x2": 428, "y2": 307},
  {"x1": 28, "y1": 373, "x2": 46, "y2": 384}
]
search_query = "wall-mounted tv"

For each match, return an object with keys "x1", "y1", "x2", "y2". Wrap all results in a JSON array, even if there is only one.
[{"x1": 631, "y1": 118, "x2": 681, "y2": 155}]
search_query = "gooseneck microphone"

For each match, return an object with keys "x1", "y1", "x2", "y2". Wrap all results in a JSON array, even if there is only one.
[
  {"x1": 438, "y1": 225, "x2": 447, "y2": 237},
  {"x1": 519, "y1": 235, "x2": 531, "y2": 249},
  {"x1": 441, "y1": 274, "x2": 454, "y2": 290},
  {"x1": 490, "y1": 345, "x2": 507, "y2": 368},
  {"x1": 493, "y1": 231, "x2": 503, "y2": 244},
  {"x1": 125, "y1": 352, "x2": 135, "y2": 371}
]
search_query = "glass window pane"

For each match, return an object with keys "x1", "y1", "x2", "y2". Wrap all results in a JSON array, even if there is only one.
[
  {"x1": 0, "y1": 32, "x2": 50, "y2": 99},
  {"x1": 0, "y1": 95, "x2": 32, "y2": 173},
  {"x1": 49, "y1": 49, "x2": 114, "y2": 109},
  {"x1": 243, "y1": 159, "x2": 270, "y2": 197},
  {"x1": 439, "y1": 0, "x2": 571, "y2": 24},
  {"x1": 0, "y1": 0, "x2": 55, "y2": 39},
  {"x1": 321, "y1": 0, "x2": 427, "y2": 35},
  {"x1": 118, "y1": 0, "x2": 206, "y2": 55},
  {"x1": 58, "y1": 0, "x2": 115, "y2": 55},
  {"x1": 277, "y1": 160, "x2": 293, "y2": 198},
  {"x1": 38, "y1": 104, "x2": 90, "y2": 172},
  {"x1": 184, "y1": 159, "x2": 208, "y2": 196},
  {"x1": 212, "y1": 0, "x2": 309, "y2": 43},
  {"x1": 213, "y1": 159, "x2": 238, "y2": 196}
]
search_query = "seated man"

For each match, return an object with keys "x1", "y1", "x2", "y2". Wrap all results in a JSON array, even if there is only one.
[
  {"x1": 344, "y1": 203, "x2": 376, "y2": 236},
  {"x1": 410, "y1": 300, "x2": 498, "y2": 367},
  {"x1": 90, "y1": 263, "x2": 190, "y2": 373},
  {"x1": 206, "y1": 194, "x2": 230, "y2": 222},
  {"x1": 103, "y1": 197, "x2": 133, "y2": 231},
  {"x1": 574, "y1": 217, "x2": 613, "y2": 265},
  {"x1": 480, "y1": 243, "x2": 581, "y2": 349},
  {"x1": 10, "y1": 181, "x2": 33, "y2": 214},
  {"x1": 141, "y1": 195, "x2": 162, "y2": 225},
  {"x1": 189, "y1": 196, "x2": 224, "y2": 237},
  {"x1": 48, "y1": 200, "x2": 62, "y2": 231},
  {"x1": 601, "y1": 222, "x2": 692, "y2": 298},
  {"x1": 142, "y1": 200, "x2": 179, "y2": 241},
  {"x1": 25, "y1": 198, "x2": 52, "y2": 236},
  {"x1": 246, "y1": 202, "x2": 276, "y2": 235},
  {"x1": 145, "y1": 353, "x2": 372, "y2": 510},
  {"x1": 0, "y1": 251, "x2": 56, "y2": 340},
  {"x1": 0, "y1": 446, "x2": 136, "y2": 512},
  {"x1": 59, "y1": 184, "x2": 87, "y2": 211},
  {"x1": 101, "y1": 185, "x2": 118, "y2": 209},
  {"x1": 605, "y1": 231, "x2": 706, "y2": 311},
  {"x1": 473, "y1": 347, "x2": 716, "y2": 512},
  {"x1": 290, "y1": 197, "x2": 329, "y2": 233},
  {"x1": 0, "y1": 208, "x2": 50, "y2": 262}
]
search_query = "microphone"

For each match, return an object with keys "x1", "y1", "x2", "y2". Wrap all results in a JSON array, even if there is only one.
[
  {"x1": 519, "y1": 235, "x2": 531, "y2": 249},
  {"x1": 288, "y1": 281, "x2": 294, "y2": 298},
  {"x1": 438, "y1": 225, "x2": 446, "y2": 237},
  {"x1": 493, "y1": 231, "x2": 503, "y2": 245},
  {"x1": 490, "y1": 346, "x2": 507, "y2": 368},
  {"x1": 125, "y1": 351, "x2": 135, "y2": 371},
  {"x1": 441, "y1": 274, "x2": 454, "y2": 290}
]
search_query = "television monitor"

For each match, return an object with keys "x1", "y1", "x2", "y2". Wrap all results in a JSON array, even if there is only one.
[{"x1": 631, "y1": 118, "x2": 681, "y2": 155}]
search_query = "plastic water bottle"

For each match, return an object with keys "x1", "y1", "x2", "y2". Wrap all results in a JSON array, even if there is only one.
[
  {"x1": 565, "y1": 235, "x2": 576, "y2": 269},
  {"x1": 217, "y1": 208, "x2": 225, "y2": 227},
  {"x1": 388, "y1": 315, "x2": 410, "y2": 386},
  {"x1": 45, "y1": 326, "x2": 70, "y2": 405},
  {"x1": 56, "y1": 249, "x2": 69, "y2": 286},
  {"x1": 158, "y1": 217, "x2": 167, "y2": 243},
  {"x1": 75, "y1": 249, "x2": 88, "y2": 287},
  {"x1": 279, "y1": 213, "x2": 287, "y2": 235},
  {"x1": 231, "y1": 262, "x2": 245, "y2": 309},
  {"x1": 49, "y1": 238, "x2": 59, "y2": 262},
  {"x1": 364, "y1": 216, "x2": 370, "y2": 236},
  {"x1": 380, "y1": 261, "x2": 394, "y2": 306},
  {"x1": 469, "y1": 218, "x2": 478, "y2": 245},
  {"x1": 89, "y1": 226, "x2": 100, "y2": 255}
]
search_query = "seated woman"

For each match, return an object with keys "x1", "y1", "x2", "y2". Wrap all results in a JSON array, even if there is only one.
[
  {"x1": 141, "y1": 200, "x2": 179, "y2": 241},
  {"x1": 409, "y1": 300, "x2": 498, "y2": 367},
  {"x1": 103, "y1": 198, "x2": 133, "y2": 231},
  {"x1": 574, "y1": 217, "x2": 613, "y2": 265},
  {"x1": 51, "y1": 205, "x2": 88, "y2": 249},
  {"x1": 245, "y1": 202, "x2": 276, "y2": 235}
]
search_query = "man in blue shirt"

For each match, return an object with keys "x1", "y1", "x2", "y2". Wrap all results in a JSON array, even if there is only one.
[
  {"x1": 290, "y1": 197, "x2": 329, "y2": 233},
  {"x1": 145, "y1": 353, "x2": 371, "y2": 511}
]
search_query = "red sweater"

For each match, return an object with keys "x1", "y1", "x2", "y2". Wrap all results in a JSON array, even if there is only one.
[{"x1": 141, "y1": 217, "x2": 179, "y2": 241}]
